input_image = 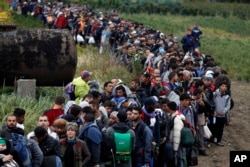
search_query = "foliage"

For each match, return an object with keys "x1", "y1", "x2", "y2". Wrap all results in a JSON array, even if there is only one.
[{"x1": 12, "y1": 14, "x2": 44, "y2": 28}]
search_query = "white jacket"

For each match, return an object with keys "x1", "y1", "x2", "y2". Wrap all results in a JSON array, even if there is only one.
[{"x1": 169, "y1": 111, "x2": 185, "y2": 151}]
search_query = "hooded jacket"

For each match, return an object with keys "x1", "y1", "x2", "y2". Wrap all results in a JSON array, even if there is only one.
[{"x1": 213, "y1": 89, "x2": 231, "y2": 118}]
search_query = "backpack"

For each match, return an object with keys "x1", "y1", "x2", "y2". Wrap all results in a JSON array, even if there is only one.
[
  {"x1": 114, "y1": 131, "x2": 131, "y2": 162},
  {"x1": 171, "y1": 116, "x2": 195, "y2": 147},
  {"x1": 85, "y1": 124, "x2": 116, "y2": 163},
  {"x1": 10, "y1": 133, "x2": 32, "y2": 167},
  {"x1": 64, "y1": 82, "x2": 76, "y2": 100}
]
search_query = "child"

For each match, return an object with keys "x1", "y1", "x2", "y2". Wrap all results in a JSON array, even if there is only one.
[{"x1": 0, "y1": 138, "x2": 19, "y2": 167}]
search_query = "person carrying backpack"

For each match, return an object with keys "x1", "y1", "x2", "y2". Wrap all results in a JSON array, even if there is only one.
[{"x1": 105, "y1": 111, "x2": 135, "y2": 167}]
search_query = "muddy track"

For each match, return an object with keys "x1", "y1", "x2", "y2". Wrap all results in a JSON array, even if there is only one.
[{"x1": 198, "y1": 80, "x2": 250, "y2": 167}]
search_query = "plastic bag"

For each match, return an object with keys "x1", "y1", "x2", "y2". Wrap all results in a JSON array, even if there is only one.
[
  {"x1": 203, "y1": 123, "x2": 212, "y2": 139},
  {"x1": 88, "y1": 36, "x2": 95, "y2": 44}
]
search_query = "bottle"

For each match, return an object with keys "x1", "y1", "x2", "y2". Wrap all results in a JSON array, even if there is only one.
[{"x1": 213, "y1": 116, "x2": 216, "y2": 124}]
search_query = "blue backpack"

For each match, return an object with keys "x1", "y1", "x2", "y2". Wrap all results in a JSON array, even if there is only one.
[{"x1": 10, "y1": 133, "x2": 32, "y2": 167}]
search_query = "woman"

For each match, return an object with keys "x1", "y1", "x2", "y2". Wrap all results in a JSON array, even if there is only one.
[{"x1": 60, "y1": 122, "x2": 91, "y2": 167}]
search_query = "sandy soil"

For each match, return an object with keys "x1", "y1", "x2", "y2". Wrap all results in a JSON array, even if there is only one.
[{"x1": 198, "y1": 80, "x2": 250, "y2": 167}]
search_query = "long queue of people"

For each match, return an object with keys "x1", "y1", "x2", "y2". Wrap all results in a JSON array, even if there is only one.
[{"x1": 1, "y1": 1, "x2": 233, "y2": 167}]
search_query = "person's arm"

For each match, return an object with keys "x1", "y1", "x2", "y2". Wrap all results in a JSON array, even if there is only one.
[
  {"x1": 81, "y1": 140, "x2": 91, "y2": 166},
  {"x1": 29, "y1": 139, "x2": 43, "y2": 167},
  {"x1": 143, "y1": 126, "x2": 153, "y2": 164}
]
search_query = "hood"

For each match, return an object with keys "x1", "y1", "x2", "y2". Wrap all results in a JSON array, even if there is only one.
[
  {"x1": 112, "y1": 84, "x2": 132, "y2": 97},
  {"x1": 72, "y1": 77, "x2": 86, "y2": 86},
  {"x1": 112, "y1": 122, "x2": 130, "y2": 133}
]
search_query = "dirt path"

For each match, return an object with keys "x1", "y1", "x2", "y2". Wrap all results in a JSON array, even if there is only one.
[{"x1": 198, "y1": 80, "x2": 250, "y2": 167}]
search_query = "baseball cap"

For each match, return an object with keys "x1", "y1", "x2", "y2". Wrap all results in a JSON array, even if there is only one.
[{"x1": 82, "y1": 71, "x2": 92, "y2": 78}]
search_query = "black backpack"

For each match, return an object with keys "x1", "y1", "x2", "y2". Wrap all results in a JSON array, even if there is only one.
[{"x1": 86, "y1": 123, "x2": 116, "y2": 163}]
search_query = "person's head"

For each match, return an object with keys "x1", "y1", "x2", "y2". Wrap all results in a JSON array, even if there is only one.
[
  {"x1": 83, "y1": 94, "x2": 93, "y2": 103},
  {"x1": 104, "y1": 81, "x2": 113, "y2": 93},
  {"x1": 153, "y1": 68, "x2": 161, "y2": 77},
  {"x1": 103, "y1": 100, "x2": 114, "y2": 115},
  {"x1": 89, "y1": 100, "x2": 99, "y2": 113},
  {"x1": 166, "y1": 101, "x2": 177, "y2": 114},
  {"x1": 109, "y1": 111, "x2": 118, "y2": 125},
  {"x1": 53, "y1": 118, "x2": 68, "y2": 135},
  {"x1": 195, "y1": 79, "x2": 204, "y2": 91},
  {"x1": 0, "y1": 138, "x2": 7, "y2": 151},
  {"x1": 187, "y1": 29, "x2": 192, "y2": 35},
  {"x1": 160, "y1": 98, "x2": 169, "y2": 112},
  {"x1": 202, "y1": 75, "x2": 213, "y2": 87},
  {"x1": 81, "y1": 71, "x2": 92, "y2": 82},
  {"x1": 90, "y1": 90, "x2": 102, "y2": 103},
  {"x1": 34, "y1": 126, "x2": 48, "y2": 143},
  {"x1": 193, "y1": 89, "x2": 202, "y2": 99},
  {"x1": 6, "y1": 115, "x2": 17, "y2": 129},
  {"x1": 13, "y1": 108, "x2": 26, "y2": 124},
  {"x1": 140, "y1": 72, "x2": 150, "y2": 84},
  {"x1": 83, "y1": 112, "x2": 95, "y2": 123},
  {"x1": 168, "y1": 72, "x2": 178, "y2": 82},
  {"x1": 183, "y1": 70, "x2": 192, "y2": 82},
  {"x1": 218, "y1": 81, "x2": 228, "y2": 94},
  {"x1": 180, "y1": 93, "x2": 191, "y2": 108},
  {"x1": 54, "y1": 96, "x2": 65, "y2": 106},
  {"x1": 154, "y1": 76, "x2": 162, "y2": 86},
  {"x1": 64, "y1": 100, "x2": 76, "y2": 114},
  {"x1": 131, "y1": 106, "x2": 142, "y2": 122},
  {"x1": 126, "y1": 107, "x2": 133, "y2": 121},
  {"x1": 69, "y1": 104, "x2": 83, "y2": 119},
  {"x1": 117, "y1": 96, "x2": 127, "y2": 109},
  {"x1": 111, "y1": 78, "x2": 119, "y2": 87},
  {"x1": 37, "y1": 115, "x2": 49, "y2": 129},
  {"x1": 130, "y1": 78, "x2": 140, "y2": 90},
  {"x1": 65, "y1": 122, "x2": 78, "y2": 139},
  {"x1": 144, "y1": 97, "x2": 156, "y2": 113},
  {"x1": 116, "y1": 85, "x2": 126, "y2": 97},
  {"x1": 117, "y1": 111, "x2": 127, "y2": 122}
]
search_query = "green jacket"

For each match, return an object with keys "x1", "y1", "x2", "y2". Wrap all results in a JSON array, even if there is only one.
[{"x1": 72, "y1": 77, "x2": 90, "y2": 103}]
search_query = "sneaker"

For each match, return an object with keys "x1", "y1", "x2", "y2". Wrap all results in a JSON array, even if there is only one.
[
  {"x1": 213, "y1": 137, "x2": 217, "y2": 143},
  {"x1": 199, "y1": 150, "x2": 208, "y2": 156},
  {"x1": 217, "y1": 142, "x2": 224, "y2": 146}
]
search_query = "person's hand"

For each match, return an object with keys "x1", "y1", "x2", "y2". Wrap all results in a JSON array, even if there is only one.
[
  {"x1": 160, "y1": 137, "x2": 166, "y2": 145},
  {"x1": 2, "y1": 154, "x2": 13, "y2": 162}
]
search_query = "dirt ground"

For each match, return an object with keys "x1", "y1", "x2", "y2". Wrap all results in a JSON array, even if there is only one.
[{"x1": 198, "y1": 80, "x2": 250, "y2": 167}]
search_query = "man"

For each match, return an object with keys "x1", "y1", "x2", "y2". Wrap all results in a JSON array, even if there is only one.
[
  {"x1": 43, "y1": 96, "x2": 65, "y2": 126},
  {"x1": 13, "y1": 108, "x2": 26, "y2": 130},
  {"x1": 53, "y1": 118, "x2": 68, "y2": 140},
  {"x1": 130, "y1": 78, "x2": 147, "y2": 105},
  {"x1": 27, "y1": 115, "x2": 59, "y2": 140},
  {"x1": 101, "y1": 81, "x2": 114, "y2": 104},
  {"x1": 181, "y1": 29, "x2": 194, "y2": 54},
  {"x1": 34, "y1": 126, "x2": 63, "y2": 167},
  {"x1": 89, "y1": 100, "x2": 109, "y2": 129},
  {"x1": 130, "y1": 107, "x2": 152, "y2": 167},
  {"x1": 78, "y1": 112, "x2": 102, "y2": 167},
  {"x1": 72, "y1": 71, "x2": 93, "y2": 103},
  {"x1": 117, "y1": 96, "x2": 138, "y2": 112},
  {"x1": 167, "y1": 71, "x2": 178, "y2": 91},
  {"x1": 106, "y1": 111, "x2": 135, "y2": 167},
  {"x1": 151, "y1": 76, "x2": 170, "y2": 98},
  {"x1": 0, "y1": 115, "x2": 24, "y2": 140},
  {"x1": 140, "y1": 72, "x2": 153, "y2": 97}
]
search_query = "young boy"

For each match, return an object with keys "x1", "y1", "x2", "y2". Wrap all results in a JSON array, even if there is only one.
[{"x1": 213, "y1": 81, "x2": 231, "y2": 146}]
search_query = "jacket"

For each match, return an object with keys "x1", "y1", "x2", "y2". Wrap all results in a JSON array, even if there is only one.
[
  {"x1": 29, "y1": 138, "x2": 44, "y2": 167},
  {"x1": 72, "y1": 77, "x2": 90, "y2": 103},
  {"x1": 169, "y1": 112, "x2": 185, "y2": 151},
  {"x1": 60, "y1": 138, "x2": 91, "y2": 167},
  {"x1": 38, "y1": 135, "x2": 63, "y2": 159},
  {"x1": 213, "y1": 89, "x2": 231, "y2": 118},
  {"x1": 131, "y1": 121, "x2": 152, "y2": 164},
  {"x1": 78, "y1": 122, "x2": 102, "y2": 166}
]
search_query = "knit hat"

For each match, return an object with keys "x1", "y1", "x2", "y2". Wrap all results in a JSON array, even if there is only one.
[
  {"x1": 65, "y1": 122, "x2": 78, "y2": 131},
  {"x1": 167, "y1": 101, "x2": 177, "y2": 111},
  {"x1": 0, "y1": 138, "x2": 6, "y2": 145},
  {"x1": 82, "y1": 71, "x2": 92, "y2": 78},
  {"x1": 117, "y1": 111, "x2": 127, "y2": 122}
]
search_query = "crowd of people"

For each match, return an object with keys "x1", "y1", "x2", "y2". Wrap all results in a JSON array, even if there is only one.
[{"x1": 1, "y1": 1, "x2": 234, "y2": 167}]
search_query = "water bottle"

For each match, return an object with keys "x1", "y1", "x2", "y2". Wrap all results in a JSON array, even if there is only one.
[{"x1": 213, "y1": 116, "x2": 216, "y2": 124}]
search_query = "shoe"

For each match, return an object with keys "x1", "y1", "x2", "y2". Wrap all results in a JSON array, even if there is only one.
[
  {"x1": 199, "y1": 150, "x2": 208, "y2": 156},
  {"x1": 217, "y1": 142, "x2": 224, "y2": 146},
  {"x1": 213, "y1": 138, "x2": 217, "y2": 143}
]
